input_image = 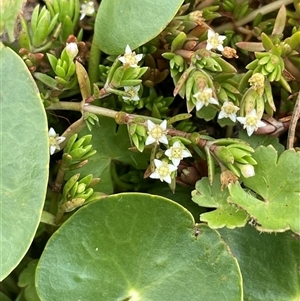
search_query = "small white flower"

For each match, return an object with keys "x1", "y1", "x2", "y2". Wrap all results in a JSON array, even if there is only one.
[
  {"x1": 48, "y1": 128, "x2": 66, "y2": 155},
  {"x1": 218, "y1": 101, "x2": 240, "y2": 122},
  {"x1": 165, "y1": 141, "x2": 192, "y2": 166},
  {"x1": 237, "y1": 163, "x2": 255, "y2": 178},
  {"x1": 150, "y1": 159, "x2": 177, "y2": 184},
  {"x1": 118, "y1": 45, "x2": 143, "y2": 67},
  {"x1": 193, "y1": 87, "x2": 219, "y2": 111},
  {"x1": 65, "y1": 42, "x2": 78, "y2": 61},
  {"x1": 145, "y1": 120, "x2": 168, "y2": 145},
  {"x1": 80, "y1": 1, "x2": 95, "y2": 20},
  {"x1": 206, "y1": 29, "x2": 226, "y2": 52},
  {"x1": 122, "y1": 85, "x2": 140, "y2": 102},
  {"x1": 237, "y1": 109, "x2": 266, "y2": 136}
]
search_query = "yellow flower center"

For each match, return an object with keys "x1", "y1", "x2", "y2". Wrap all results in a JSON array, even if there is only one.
[
  {"x1": 223, "y1": 102, "x2": 237, "y2": 114},
  {"x1": 171, "y1": 147, "x2": 183, "y2": 159},
  {"x1": 208, "y1": 34, "x2": 222, "y2": 48},
  {"x1": 245, "y1": 116, "x2": 258, "y2": 126},
  {"x1": 249, "y1": 73, "x2": 265, "y2": 89},
  {"x1": 149, "y1": 125, "x2": 163, "y2": 140},
  {"x1": 49, "y1": 136, "x2": 57, "y2": 146},
  {"x1": 124, "y1": 54, "x2": 137, "y2": 66},
  {"x1": 201, "y1": 90, "x2": 212, "y2": 105},
  {"x1": 157, "y1": 162, "x2": 170, "y2": 177}
]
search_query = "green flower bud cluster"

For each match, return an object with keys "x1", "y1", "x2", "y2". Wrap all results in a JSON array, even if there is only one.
[
  {"x1": 104, "y1": 55, "x2": 148, "y2": 90},
  {"x1": 19, "y1": 5, "x2": 60, "y2": 51},
  {"x1": 128, "y1": 122, "x2": 147, "y2": 153},
  {"x1": 45, "y1": 0, "x2": 80, "y2": 42},
  {"x1": 83, "y1": 112, "x2": 99, "y2": 131},
  {"x1": 143, "y1": 88, "x2": 174, "y2": 119},
  {"x1": 214, "y1": 74, "x2": 241, "y2": 104},
  {"x1": 192, "y1": 49, "x2": 237, "y2": 74},
  {"x1": 59, "y1": 173, "x2": 99, "y2": 213},
  {"x1": 206, "y1": 139, "x2": 257, "y2": 183},
  {"x1": 162, "y1": 32, "x2": 189, "y2": 84},
  {"x1": 47, "y1": 42, "x2": 78, "y2": 86},
  {"x1": 239, "y1": 73, "x2": 276, "y2": 118},
  {"x1": 62, "y1": 134, "x2": 96, "y2": 169},
  {"x1": 119, "y1": 169, "x2": 145, "y2": 191},
  {"x1": 222, "y1": 0, "x2": 250, "y2": 19},
  {"x1": 175, "y1": 120, "x2": 197, "y2": 133}
]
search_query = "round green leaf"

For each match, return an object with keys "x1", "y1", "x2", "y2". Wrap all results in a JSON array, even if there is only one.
[
  {"x1": 36, "y1": 193, "x2": 243, "y2": 300},
  {"x1": 219, "y1": 226, "x2": 300, "y2": 301},
  {"x1": 94, "y1": 0, "x2": 184, "y2": 55},
  {"x1": 0, "y1": 43, "x2": 49, "y2": 280}
]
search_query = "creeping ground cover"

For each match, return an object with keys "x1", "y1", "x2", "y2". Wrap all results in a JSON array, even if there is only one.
[{"x1": 0, "y1": 0, "x2": 299, "y2": 300}]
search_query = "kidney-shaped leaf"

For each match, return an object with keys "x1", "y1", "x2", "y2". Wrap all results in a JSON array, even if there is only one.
[
  {"x1": 228, "y1": 146, "x2": 300, "y2": 234},
  {"x1": 36, "y1": 193, "x2": 243, "y2": 301},
  {"x1": 94, "y1": 0, "x2": 184, "y2": 55},
  {"x1": 0, "y1": 43, "x2": 49, "y2": 280}
]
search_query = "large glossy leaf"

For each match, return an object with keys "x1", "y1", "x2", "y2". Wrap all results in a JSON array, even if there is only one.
[
  {"x1": 94, "y1": 0, "x2": 184, "y2": 55},
  {"x1": 66, "y1": 117, "x2": 148, "y2": 194},
  {"x1": 228, "y1": 146, "x2": 300, "y2": 234},
  {"x1": 219, "y1": 225, "x2": 300, "y2": 301},
  {"x1": 0, "y1": 43, "x2": 49, "y2": 280},
  {"x1": 36, "y1": 193, "x2": 243, "y2": 300}
]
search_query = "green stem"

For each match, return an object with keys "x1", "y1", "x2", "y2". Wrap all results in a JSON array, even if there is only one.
[
  {"x1": 83, "y1": 103, "x2": 118, "y2": 118},
  {"x1": 110, "y1": 161, "x2": 135, "y2": 191},
  {"x1": 49, "y1": 167, "x2": 66, "y2": 216},
  {"x1": 47, "y1": 101, "x2": 82, "y2": 111},
  {"x1": 88, "y1": 40, "x2": 101, "y2": 86},
  {"x1": 215, "y1": 0, "x2": 294, "y2": 33}
]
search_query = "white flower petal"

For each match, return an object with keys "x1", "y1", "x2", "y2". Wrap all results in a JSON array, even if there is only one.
[
  {"x1": 118, "y1": 57, "x2": 126, "y2": 64},
  {"x1": 147, "y1": 120, "x2": 156, "y2": 131},
  {"x1": 229, "y1": 113, "x2": 237, "y2": 122},
  {"x1": 163, "y1": 175, "x2": 172, "y2": 184},
  {"x1": 246, "y1": 125, "x2": 255, "y2": 136},
  {"x1": 154, "y1": 159, "x2": 163, "y2": 168},
  {"x1": 207, "y1": 29, "x2": 214, "y2": 39},
  {"x1": 125, "y1": 45, "x2": 132, "y2": 55},
  {"x1": 217, "y1": 45, "x2": 224, "y2": 52},
  {"x1": 49, "y1": 127, "x2": 56, "y2": 137},
  {"x1": 218, "y1": 111, "x2": 227, "y2": 119},
  {"x1": 196, "y1": 101, "x2": 204, "y2": 111},
  {"x1": 210, "y1": 97, "x2": 219, "y2": 105},
  {"x1": 50, "y1": 145, "x2": 56, "y2": 155},
  {"x1": 158, "y1": 135, "x2": 169, "y2": 145},
  {"x1": 171, "y1": 158, "x2": 181, "y2": 166},
  {"x1": 149, "y1": 171, "x2": 160, "y2": 179},
  {"x1": 145, "y1": 135, "x2": 156, "y2": 145},
  {"x1": 182, "y1": 149, "x2": 192, "y2": 158},
  {"x1": 57, "y1": 137, "x2": 66, "y2": 143},
  {"x1": 257, "y1": 120, "x2": 266, "y2": 128},
  {"x1": 160, "y1": 119, "x2": 167, "y2": 130}
]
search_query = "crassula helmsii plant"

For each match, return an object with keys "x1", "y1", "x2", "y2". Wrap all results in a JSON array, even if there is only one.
[{"x1": 1, "y1": 0, "x2": 300, "y2": 300}]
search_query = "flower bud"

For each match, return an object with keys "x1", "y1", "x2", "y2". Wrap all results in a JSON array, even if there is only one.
[
  {"x1": 65, "y1": 42, "x2": 78, "y2": 61},
  {"x1": 237, "y1": 163, "x2": 255, "y2": 178}
]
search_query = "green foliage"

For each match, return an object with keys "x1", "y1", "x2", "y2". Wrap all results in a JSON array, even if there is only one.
[
  {"x1": 66, "y1": 117, "x2": 149, "y2": 194},
  {"x1": 1, "y1": 0, "x2": 300, "y2": 299},
  {"x1": 94, "y1": 0, "x2": 184, "y2": 54},
  {"x1": 219, "y1": 226, "x2": 300, "y2": 301},
  {"x1": 36, "y1": 193, "x2": 243, "y2": 301},
  {"x1": 192, "y1": 176, "x2": 249, "y2": 229},
  {"x1": 0, "y1": 0, "x2": 24, "y2": 42},
  {"x1": 0, "y1": 43, "x2": 49, "y2": 281},
  {"x1": 228, "y1": 146, "x2": 300, "y2": 234}
]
